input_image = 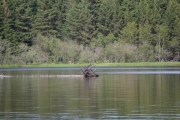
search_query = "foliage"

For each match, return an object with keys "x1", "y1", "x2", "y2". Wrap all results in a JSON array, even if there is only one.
[{"x1": 0, "y1": 0, "x2": 180, "y2": 64}]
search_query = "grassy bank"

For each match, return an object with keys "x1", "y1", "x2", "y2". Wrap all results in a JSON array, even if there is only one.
[
  {"x1": 0, "y1": 62, "x2": 180, "y2": 68},
  {"x1": 94, "y1": 62, "x2": 180, "y2": 67}
]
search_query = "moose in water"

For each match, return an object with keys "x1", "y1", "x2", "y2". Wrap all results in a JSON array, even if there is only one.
[{"x1": 81, "y1": 64, "x2": 99, "y2": 77}]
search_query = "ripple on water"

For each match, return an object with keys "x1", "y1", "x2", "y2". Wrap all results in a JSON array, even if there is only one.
[
  {"x1": 98, "y1": 71, "x2": 180, "y2": 75},
  {"x1": 100, "y1": 114, "x2": 180, "y2": 119}
]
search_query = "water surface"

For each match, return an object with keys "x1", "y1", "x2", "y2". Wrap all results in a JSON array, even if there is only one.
[{"x1": 0, "y1": 67, "x2": 180, "y2": 119}]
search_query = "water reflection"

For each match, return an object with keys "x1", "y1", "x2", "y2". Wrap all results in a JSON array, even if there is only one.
[
  {"x1": 100, "y1": 71, "x2": 180, "y2": 74},
  {"x1": 0, "y1": 67, "x2": 180, "y2": 119}
]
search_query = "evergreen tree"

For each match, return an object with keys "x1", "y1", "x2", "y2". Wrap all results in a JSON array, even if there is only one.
[
  {"x1": 55, "y1": 0, "x2": 67, "y2": 39},
  {"x1": 0, "y1": 0, "x2": 5, "y2": 63},
  {"x1": 65, "y1": 0, "x2": 94, "y2": 45},
  {"x1": 164, "y1": 0, "x2": 178, "y2": 38},
  {"x1": 111, "y1": 0, "x2": 123, "y2": 37},
  {"x1": 121, "y1": 0, "x2": 137, "y2": 25},
  {"x1": 1, "y1": 0, "x2": 34, "y2": 45},
  {"x1": 88, "y1": 0, "x2": 101, "y2": 37},
  {"x1": 13, "y1": 0, "x2": 33, "y2": 45},
  {"x1": 0, "y1": 0, "x2": 13, "y2": 41},
  {"x1": 120, "y1": 21, "x2": 138, "y2": 45},
  {"x1": 136, "y1": 0, "x2": 151, "y2": 24},
  {"x1": 0, "y1": 0, "x2": 4, "y2": 38},
  {"x1": 97, "y1": 0, "x2": 113, "y2": 36},
  {"x1": 33, "y1": 0, "x2": 58, "y2": 37},
  {"x1": 138, "y1": 22, "x2": 153, "y2": 44},
  {"x1": 149, "y1": 0, "x2": 163, "y2": 25},
  {"x1": 96, "y1": 0, "x2": 123, "y2": 37}
]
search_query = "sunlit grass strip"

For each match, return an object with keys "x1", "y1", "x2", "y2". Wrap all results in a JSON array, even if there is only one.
[
  {"x1": 0, "y1": 62, "x2": 180, "y2": 68},
  {"x1": 28, "y1": 63, "x2": 89, "y2": 67},
  {"x1": 94, "y1": 62, "x2": 180, "y2": 67},
  {"x1": 0, "y1": 63, "x2": 89, "y2": 68},
  {"x1": 33, "y1": 62, "x2": 180, "y2": 67}
]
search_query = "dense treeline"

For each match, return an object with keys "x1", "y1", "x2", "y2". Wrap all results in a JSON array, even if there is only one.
[{"x1": 0, "y1": 0, "x2": 180, "y2": 64}]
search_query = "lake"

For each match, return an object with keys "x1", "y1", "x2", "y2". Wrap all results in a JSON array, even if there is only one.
[{"x1": 0, "y1": 67, "x2": 180, "y2": 119}]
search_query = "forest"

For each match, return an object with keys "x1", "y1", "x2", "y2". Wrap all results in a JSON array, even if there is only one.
[{"x1": 0, "y1": 0, "x2": 180, "y2": 64}]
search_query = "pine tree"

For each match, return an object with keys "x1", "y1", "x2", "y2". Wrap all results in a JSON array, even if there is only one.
[
  {"x1": 138, "y1": 22, "x2": 153, "y2": 44},
  {"x1": 88, "y1": 0, "x2": 101, "y2": 38},
  {"x1": 1, "y1": 0, "x2": 35, "y2": 45},
  {"x1": 0, "y1": 0, "x2": 4, "y2": 39},
  {"x1": 149, "y1": 0, "x2": 163, "y2": 26},
  {"x1": 55, "y1": 0, "x2": 67, "y2": 39},
  {"x1": 97, "y1": 0, "x2": 114, "y2": 36},
  {"x1": 136, "y1": 0, "x2": 151, "y2": 24},
  {"x1": 111, "y1": 0, "x2": 123, "y2": 37},
  {"x1": 0, "y1": 0, "x2": 12, "y2": 40},
  {"x1": 121, "y1": 0, "x2": 137, "y2": 25},
  {"x1": 164, "y1": 0, "x2": 178, "y2": 38},
  {"x1": 13, "y1": 0, "x2": 33, "y2": 45},
  {"x1": 120, "y1": 21, "x2": 138, "y2": 45},
  {"x1": 33, "y1": 0, "x2": 58, "y2": 37},
  {"x1": 65, "y1": 0, "x2": 94, "y2": 45}
]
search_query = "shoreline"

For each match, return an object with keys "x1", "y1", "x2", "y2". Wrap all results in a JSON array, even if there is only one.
[{"x1": 0, "y1": 62, "x2": 180, "y2": 68}]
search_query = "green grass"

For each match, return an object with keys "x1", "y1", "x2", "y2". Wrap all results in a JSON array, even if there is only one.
[
  {"x1": 0, "y1": 62, "x2": 180, "y2": 68},
  {"x1": 94, "y1": 62, "x2": 180, "y2": 67}
]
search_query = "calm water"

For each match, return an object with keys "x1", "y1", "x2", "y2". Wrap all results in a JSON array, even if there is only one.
[{"x1": 0, "y1": 67, "x2": 180, "y2": 119}]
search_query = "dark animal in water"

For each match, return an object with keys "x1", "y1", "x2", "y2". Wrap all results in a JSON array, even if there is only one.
[{"x1": 81, "y1": 65, "x2": 99, "y2": 77}]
